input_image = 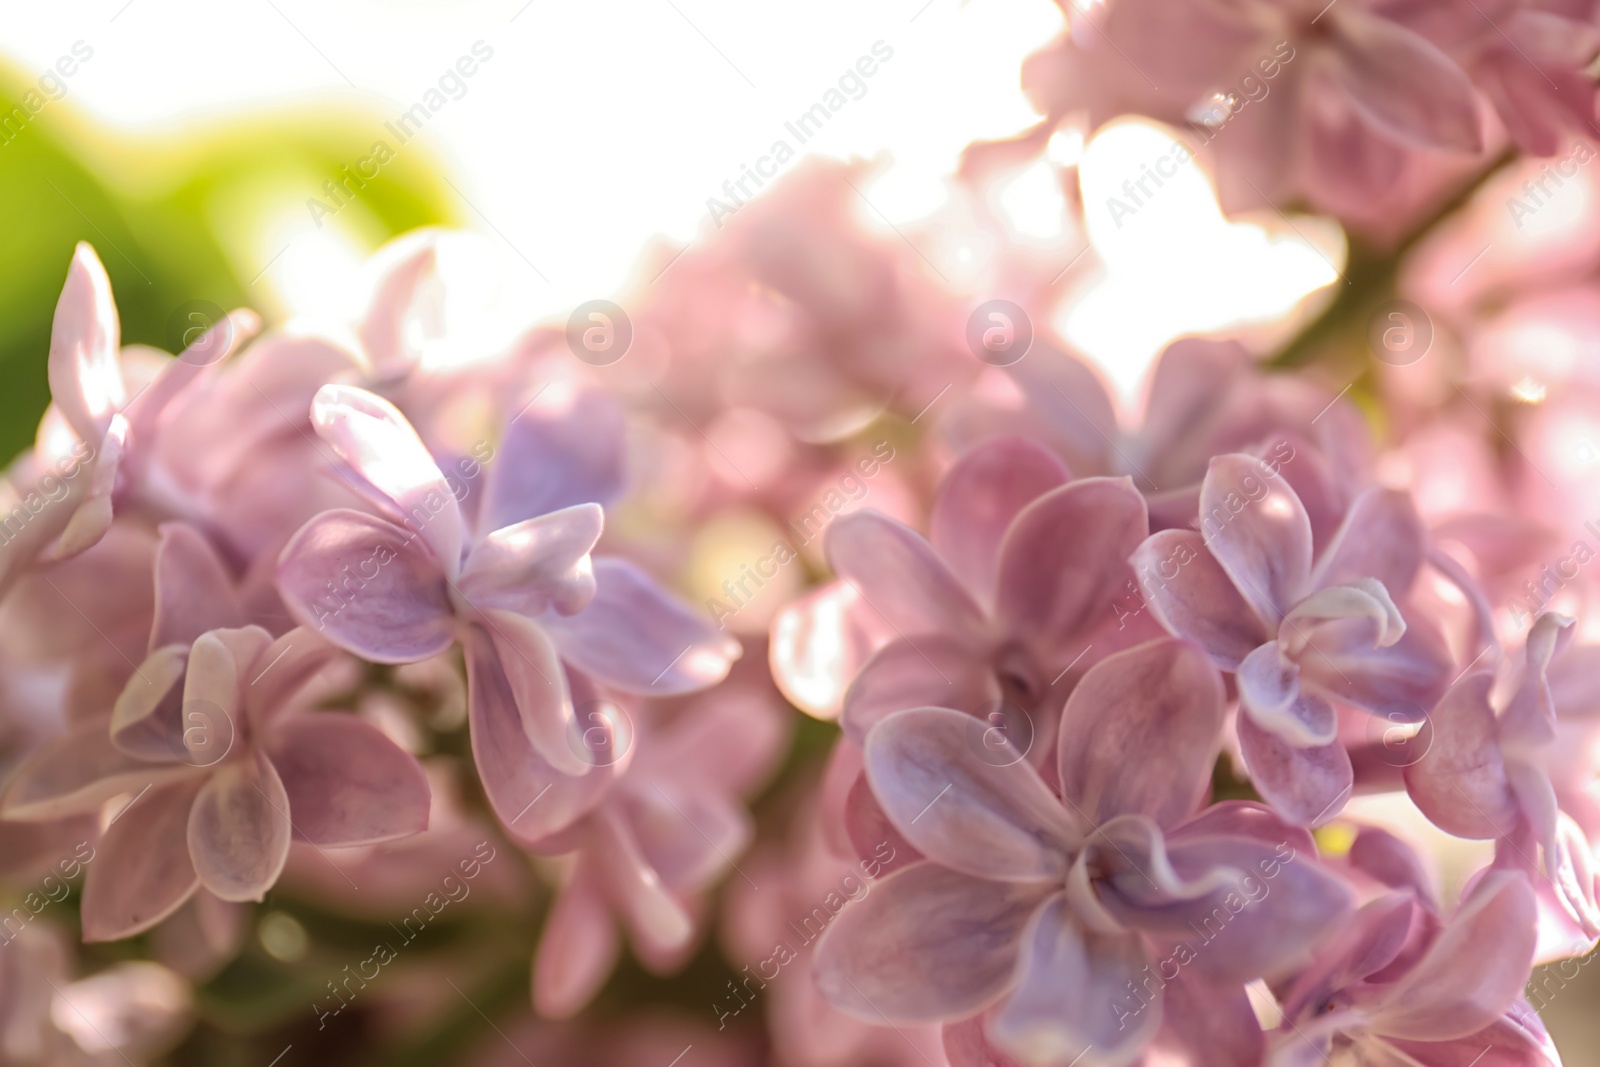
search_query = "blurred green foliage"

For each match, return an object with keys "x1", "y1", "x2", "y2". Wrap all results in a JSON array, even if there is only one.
[{"x1": 0, "y1": 57, "x2": 458, "y2": 464}]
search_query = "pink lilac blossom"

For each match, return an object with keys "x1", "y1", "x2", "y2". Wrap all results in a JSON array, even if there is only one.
[{"x1": 9, "y1": 22, "x2": 1600, "y2": 1055}]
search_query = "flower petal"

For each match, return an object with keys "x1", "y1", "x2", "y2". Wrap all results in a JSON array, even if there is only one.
[
  {"x1": 310, "y1": 384, "x2": 463, "y2": 579},
  {"x1": 1199, "y1": 454, "x2": 1312, "y2": 628},
  {"x1": 1241, "y1": 675, "x2": 1339, "y2": 749},
  {"x1": 47, "y1": 243, "x2": 124, "y2": 445},
  {"x1": 268, "y1": 714, "x2": 431, "y2": 846},
  {"x1": 930, "y1": 437, "x2": 1070, "y2": 605},
  {"x1": 865, "y1": 707, "x2": 1076, "y2": 881},
  {"x1": 1330, "y1": 7, "x2": 1483, "y2": 152},
  {"x1": 458, "y1": 503, "x2": 602, "y2": 618},
  {"x1": 186, "y1": 750, "x2": 292, "y2": 902},
  {"x1": 149, "y1": 523, "x2": 244, "y2": 652},
  {"x1": 1404, "y1": 674, "x2": 1520, "y2": 840},
  {"x1": 1310, "y1": 487, "x2": 1427, "y2": 597},
  {"x1": 109, "y1": 646, "x2": 191, "y2": 762},
  {"x1": 479, "y1": 385, "x2": 627, "y2": 532},
  {"x1": 1095, "y1": 816, "x2": 1354, "y2": 982},
  {"x1": 1133, "y1": 529, "x2": 1269, "y2": 668},
  {"x1": 540, "y1": 558, "x2": 739, "y2": 695},
  {"x1": 1237, "y1": 713, "x2": 1352, "y2": 826},
  {"x1": 813, "y1": 861, "x2": 1048, "y2": 1023},
  {"x1": 532, "y1": 855, "x2": 620, "y2": 1019},
  {"x1": 995, "y1": 477, "x2": 1148, "y2": 655},
  {"x1": 590, "y1": 806, "x2": 693, "y2": 956},
  {"x1": 463, "y1": 626, "x2": 607, "y2": 842},
  {"x1": 1058, "y1": 638, "x2": 1226, "y2": 828},
  {"x1": 80, "y1": 779, "x2": 203, "y2": 942},
  {"x1": 826, "y1": 510, "x2": 986, "y2": 640},
  {"x1": 989, "y1": 895, "x2": 1157, "y2": 1066},
  {"x1": 474, "y1": 608, "x2": 590, "y2": 775},
  {"x1": 2, "y1": 720, "x2": 197, "y2": 821},
  {"x1": 1363, "y1": 870, "x2": 1537, "y2": 1042},
  {"x1": 277, "y1": 509, "x2": 455, "y2": 664},
  {"x1": 768, "y1": 579, "x2": 895, "y2": 718},
  {"x1": 841, "y1": 636, "x2": 1001, "y2": 746}
]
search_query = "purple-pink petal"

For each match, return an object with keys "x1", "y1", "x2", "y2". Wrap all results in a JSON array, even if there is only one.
[{"x1": 277, "y1": 509, "x2": 455, "y2": 664}]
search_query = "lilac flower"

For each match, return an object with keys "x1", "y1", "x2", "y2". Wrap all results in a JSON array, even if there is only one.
[
  {"x1": 945, "y1": 337, "x2": 1367, "y2": 531},
  {"x1": 1269, "y1": 867, "x2": 1550, "y2": 1066},
  {"x1": 0, "y1": 244, "x2": 253, "y2": 593},
  {"x1": 812, "y1": 638, "x2": 1352, "y2": 1067},
  {"x1": 1134, "y1": 453, "x2": 1452, "y2": 825},
  {"x1": 2, "y1": 620, "x2": 428, "y2": 940},
  {"x1": 275, "y1": 384, "x2": 738, "y2": 835},
  {"x1": 532, "y1": 672, "x2": 788, "y2": 1018},
  {"x1": 772, "y1": 435, "x2": 1160, "y2": 740},
  {"x1": 1407, "y1": 612, "x2": 1600, "y2": 956}
]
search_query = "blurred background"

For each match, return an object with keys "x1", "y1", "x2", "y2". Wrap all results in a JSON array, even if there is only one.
[{"x1": 4, "y1": 1, "x2": 1596, "y2": 1064}]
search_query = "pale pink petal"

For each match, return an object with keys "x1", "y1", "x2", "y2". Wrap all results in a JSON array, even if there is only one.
[
  {"x1": 623, "y1": 780, "x2": 751, "y2": 892},
  {"x1": 591, "y1": 806, "x2": 693, "y2": 956},
  {"x1": 109, "y1": 646, "x2": 191, "y2": 762},
  {"x1": 1310, "y1": 487, "x2": 1427, "y2": 597},
  {"x1": 841, "y1": 636, "x2": 1001, "y2": 746},
  {"x1": 463, "y1": 625, "x2": 607, "y2": 842},
  {"x1": 1295, "y1": 615, "x2": 1452, "y2": 719},
  {"x1": 768, "y1": 580, "x2": 895, "y2": 718},
  {"x1": 2, "y1": 721, "x2": 197, "y2": 821},
  {"x1": 47, "y1": 244, "x2": 124, "y2": 445},
  {"x1": 1330, "y1": 7, "x2": 1483, "y2": 153},
  {"x1": 48, "y1": 414, "x2": 126, "y2": 560},
  {"x1": 1155, "y1": 967, "x2": 1266, "y2": 1067},
  {"x1": 357, "y1": 231, "x2": 438, "y2": 376},
  {"x1": 540, "y1": 558, "x2": 739, "y2": 695},
  {"x1": 930, "y1": 437, "x2": 1070, "y2": 604},
  {"x1": 1363, "y1": 871, "x2": 1537, "y2": 1042},
  {"x1": 1237, "y1": 640, "x2": 1305, "y2": 733},
  {"x1": 1200, "y1": 454, "x2": 1313, "y2": 627},
  {"x1": 1092, "y1": 815, "x2": 1355, "y2": 981},
  {"x1": 268, "y1": 714, "x2": 430, "y2": 846},
  {"x1": 989, "y1": 895, "x2": 1157, "y2": 1066},
  {"x1": 149, "y1": 523, "x2": 243, "y2": 652},
  {"x1": 1404, "y1": 674, "x2": 1520, "y2": 839},
  {"x1": 186, "y1": 751, "x2": 292, "y2": 902},
  {"x1": 459, "y1": 503, "x2": 602, "y2": 617},
  {"x1": 479, "y1": 386, "x2": 627, "y2": 532},
  {"x1": 533, "y1": 856, "x2": 620, "y2": 1019},
  {"x1": 81, "y1": 779, "x2": 203, "y2": 942},
  {"x1": 826, "y1": 510, "x2": 987, "y2": 641},
  {"x1": 995, "y1": 477, "x2": 1148, "y2": 655},
  {"x1": 1237, "y1": 714, "x2": 1353, "y2": 826},
  {"x1": 864, "y1": 707, "x2": 1075, "y2": 881},
  {"x1": 243, "y1": 628, "x2": 343, "y2": 725},
  {"x1": 1241, "y1": 667, "x2": 1339, "y2": 749},
  {"x1": 1133, "y1": 529, "x2": 1270, "y2": 668},
  {"x1": 475, "y1": 608, "x2": 589, "y2": 775},
  {"x1": 277, "y1": 509, "x2": 455, "y2": 664},
  {"x1": 1058, "y1": 638, "x2": 1226, "y2": 828},
  {"x1": 813, "y1": 861, "x2": 1049, "y2": 1023},
  {"x1": 310, "y1": 384, "x2": 463, "y2": 578}
]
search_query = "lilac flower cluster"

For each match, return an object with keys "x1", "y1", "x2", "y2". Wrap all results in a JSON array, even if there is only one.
[
  {"x1": 0, "y1": 236, "x2": 763, "y2": 1021},
  {"x1": 773, "y1": 339, "x2": 1599, "y2": 1065}
]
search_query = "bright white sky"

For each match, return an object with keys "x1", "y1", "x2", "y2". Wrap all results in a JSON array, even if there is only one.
[{"x1": 3, "y1": 0, "x2": 1340, "y2": 398}]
